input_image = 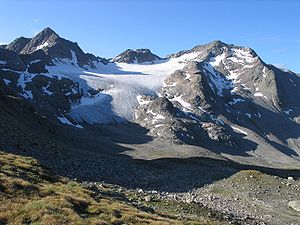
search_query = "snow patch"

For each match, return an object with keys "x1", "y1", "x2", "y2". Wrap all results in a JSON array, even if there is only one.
[
  {"x1": 17, "y1": 72, "x2": 36, "y2": 99},
  {"x1": 283, "y1": 109, "x2": 293, "y2": 115},
  {"x1": 56, "y1": 116, "x2": 83, "y2": 129},
  {"x1": 152, "y1": 114, "x2": 166, "y2": 124},
  {"x1": 170, "y1": 95, "x2": 192, "y2": 110},
  {"x1": 231, "y1": 126, "x2": 248, "y2": 135},
  {"x1": 262, "y1": 66, "x2": 268, "y2": 77},
  {"x1": 45, "y1": 50, "x2": 205, "y2": 123},
  {"x1": 42, "y1": 82, "x2": 53, "y2": 96},
  {"x1": 255, "y1": 112, "x2": 262, "y2": 118},
  {"x1": 185, "y1": 72, "x2": 192, "y2": 80},
  {"x1": 3, "y1": 78, "x2": 11, "y2": 85},
  {"x1": 245, "y1": 113, "x2": 252, "y2": 118},
  {"x1": 232, "y1": 48, "x2": 256, "y2": 64},
  {"x1": 36, "y1": 42, "x2": 49, "y2": 50},
  {"x1": 203, "y1": 63, "x2": 233, "y2": 96},
  {"x1": 30, "y1": 59, "x2": 42, "y2": 64},
  {"x1": 137, "y1": 95, "x2": 152, "y2": 105},
  {"x1": 228, "y1": 98, "x2": 245, "y2": 105},
  {"x1": 254, "y1": 92, "x2": 267, "y2": 99},
  {"x1": 209, "y1": 52, "x2": 226, "y2": 67}
]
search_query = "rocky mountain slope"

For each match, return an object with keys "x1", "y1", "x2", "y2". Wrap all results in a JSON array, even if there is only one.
[
  {"x1": 1, "y1": 27, "x2": 300, "y2": 224},
  {"x1": 112, "y1": 48, "x2": 162, "y2": 63},
  {"x1": 3, "y1": 28, "x2": 299, "y2": 164}
]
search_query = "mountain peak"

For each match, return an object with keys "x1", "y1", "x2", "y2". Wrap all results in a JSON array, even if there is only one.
[
  {"x1": 18, "y1": 28, "x2": 60, "y2": 55},
  {"x1": 5, "y1": 36, "x2": 31, "y2": 53},
  {"x1": 35, "y1": 27, "x2": 59, "y2": 40},
  {"x1": 112, "y1": 48, "x2": 161, "y2": 63}
]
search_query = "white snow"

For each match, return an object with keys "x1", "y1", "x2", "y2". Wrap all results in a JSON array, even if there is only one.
[
  {"x1": 262, "y1": 66, "x2": 268, "y2": 78},
  {"x1": 42, "y1": 82, "x2": 53, "y2": 96},
  {"x1": 30, "y1": 59, "x2": 42, "y2": 64},
  {"x1": 3, "y1": 79, "x2": 11, "y2": 85},
  {"x1": 153, "y1": 114, "x2": 165, "y2": 120},
  {"x1": 152, "y1": 114, "x2": 165, "y2": 124},
  {"x1": 185, "y1": 72, "x2": 192, "y2": 80},
  {"x1": 209, "y1": 52, "x2": 226, "y2": 67},
  {"x1": 245, "y1": 113, "x2": 252, "y2": 118},
  {"x1": 169, "y1": 95, "x2": 192, "y2": 110},
  {"x1": 70, "y1": 50, "x2": 78, "y2": 65},
  {"x1": 17, "y1": 72, "x2": 36, "y2": 99},
  {"x1": 163, "y1": 81, "x2": 177, "y2": 87},
  {"x1": 0, "y1": 68, "x2": 22, "y2": 73},
  {"x1": 241, "y1": 84, "x2": 251, "y2": 90},
  {"x1": 19, "y1": 90, "x2": 33, "y2": 99},
  {"x1": 228, "y1": 98, "x2": 245, "y2": 105},
  {"x1": 43, "y1": 49, "x2": 204, "y2": 124},
  {"x1": 69, "y1": 91, "x2": 124, "y2": 124},
  {"x1": 232, "y1": 48, "x2": 256, "y2": 64},
  {"x1": 254, "y1": 92, "x2": 267, "y2": 99},
  {"x1": 137, "y1": 95, "x2": 152, "y2": 105},
  {"x1": 175, "y1": 51, "x2": 203, "y2": 63},
  {"x1": 36, "y1": 47, "x2": 260, "y2": 125},
  {"x1": 0, "y1": 60, "x2": 7, "y2": 65},
  {"x1": 254, "y1": 92, "x2": 263, "y2": 97},
  {"x1": 255, "y1": 112, "x2": 262, "y2": 118},
  {"x1": 36, "y1": 42, "x2": 49, "y2": 50},
  {"x1": 230, "y1": 86, "x2": 239, "y2": 93},
  {"x1": 231, "y1": 126, "x2": 248, "y2": 135},
  {"x1": 203, "y1": 63, "x2": 233, "y2": 96},
  {"x1": 283, "y1": 109, "x2": 293, "y2": 115},
  {"x1": 56, "y1": 116, "x2": 83, "y2": 129},
  {"x1": 202, "y1": 49, "x2": 255, "y2": 96}
]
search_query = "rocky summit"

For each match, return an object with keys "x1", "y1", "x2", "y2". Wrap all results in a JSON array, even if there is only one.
[
  {"x1": 1, "y1": 28, "x2": 300, "y2": 225},
  {"x1": 112, "y1": 48, "x2": 162, "y2": 63}
]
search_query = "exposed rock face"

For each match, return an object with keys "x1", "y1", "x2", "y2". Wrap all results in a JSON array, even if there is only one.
[
  {"x1": 3, "y1": 28, "x2": 105, "y2": 68},
  {"x1": 133, "y1": 41, "x2": 300, "y2": 154},
  {"x1": 5, "y1": 37, "x2": 31, "y2": 53},
  {"x1": 0, "y1": 30, "x2": 85, "y2": 126},
  {"x1": 112, "y1": 48, "x2": 161, "y2": 63},
  {"x1": 20, "y1": 28, "x2": 93, "y2": 67},
  {"x1": 20, "y1": 27, "x2": 59, "y2": 55},
  {"x1": 288, "y1": 200, "x2": 300, "y2": 212},
  {"x1": 1, "y1": 27, "x2": 300, "y2": 160},
  {"x1": 0, "y1": 48, "x2": 26, "y2": 71},
  {"x1": 162, "y1": 61, "x2": 217, "y2": 113},
  {"x1": 19, "y1": 50, "x2": 52, "y2": 74},
  {"x1": 134, "y1": 95, "x2": 233, "y2": 147}
]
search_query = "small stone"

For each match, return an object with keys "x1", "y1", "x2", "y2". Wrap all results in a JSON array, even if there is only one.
[
  {"x1": 288, "y1": 200, "x2": 300, "y2": 211},
  {"x1": 138, "y1": 189, "x2": 144, "y2": 194},
  {"x1": 144, "y1": 196, "x2": 151, "y2": 202},
  {"x1": 288, "y1": 176, "x2": 294, "y2": 181}
]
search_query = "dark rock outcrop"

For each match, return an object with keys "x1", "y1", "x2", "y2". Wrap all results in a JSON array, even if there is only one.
[
  {"x1": 112, "y1": 48, "x2": 161, "y2": 63},
  {"x1": 0, "y1": 48, "x2": 26, "y2": 71},
  {"x1": 5, "y1": 37, "x2": 31, "y2": 53}
]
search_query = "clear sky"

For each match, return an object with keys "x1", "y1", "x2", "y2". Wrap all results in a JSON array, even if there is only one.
[{"x1": 0, "y1": 0, "x2": 299, "y2": 72}]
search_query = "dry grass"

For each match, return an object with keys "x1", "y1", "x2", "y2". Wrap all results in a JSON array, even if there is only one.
[{"x1": 0, "y1": 151, "x2": 216, "y2": 225}]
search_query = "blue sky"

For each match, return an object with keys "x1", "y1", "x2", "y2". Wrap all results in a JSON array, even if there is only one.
[{"x1": 0, "y1": 0, "x2": 299, "y2": 72}]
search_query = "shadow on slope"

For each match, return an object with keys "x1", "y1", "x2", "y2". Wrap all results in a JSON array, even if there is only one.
[
  {"x1": 223, "y1": 99, "x2": 300, "y2": 157},
  {"x1": 0, "y1": 93, "x2": 299, "y2": 193}
]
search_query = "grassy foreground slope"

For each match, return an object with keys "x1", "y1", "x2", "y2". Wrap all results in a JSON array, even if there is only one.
[{"x1": 0, "y1": 151, "x2": 218, "y2": 225}]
